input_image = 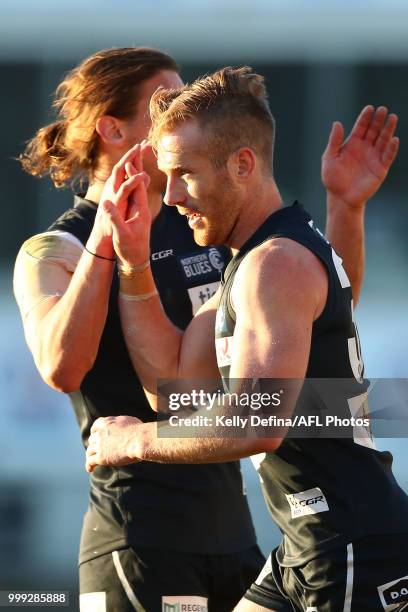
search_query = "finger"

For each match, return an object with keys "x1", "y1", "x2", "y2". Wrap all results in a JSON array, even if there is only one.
[
  {"x1": 365, "y1": 106, "x2": 388, "y2": 144},
  {"x1": 112, "y1": 144, "x2": 141, "y2": 191},
  {"x1": 349, "y1": 105, "x2": 375, "y2": 140},
  {"x1": 323, "y1": 122, "x2": 344, "y2": 157},
  {"x1": 116, "y1": 172, "x2": 148, "y2": 202},
  {"x1": 85, "y1": 458, "x2": 95, "y2": 473},
  {"x1": 126, "y1": 182, "x2": 149, "y2": 224},
  {"x1": 125, "y1": 161, "x2": 138, "y2": 178},
  {"x1": 87, "y1": 435, "x2": 99, "y2": 453},
  {"x1": 381, "y1": 136, "x2": 399, "y2": 169},
  {"x1": 141, "y1": 140, "x2": 153, "y2": 158},
  {"x1": 85, "y1": 447, "x2": 96, "y2": 470},
  {"x1": 111, "y1": 163, "x2": 126, "y2": 194},
  {"x1": 375, "y1": 114, "x2": 398, "y2": 154},
  {"x1": 90, "y1": 417, "x2": 106, "y2": 433}
]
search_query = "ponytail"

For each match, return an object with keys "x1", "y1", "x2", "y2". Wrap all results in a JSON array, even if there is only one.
[{"x1": 19, "y1": 120, "x2": 73, "y2": 188}]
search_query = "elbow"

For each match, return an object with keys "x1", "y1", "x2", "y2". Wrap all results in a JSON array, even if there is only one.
[
  {"x1": 253, "y1": 436, "x2": 283, "y2": 455},
  {"x1": 38, "y1": 359, "x2": 92, "y2": 393}
]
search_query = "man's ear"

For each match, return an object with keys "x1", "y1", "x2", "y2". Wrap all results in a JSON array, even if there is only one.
[
  {"x1": 96, "y1": 115, "x2": 126, "y2": 147},
  {"x1": 229, "y1": 147, "x2": 256, "y2": 180}
]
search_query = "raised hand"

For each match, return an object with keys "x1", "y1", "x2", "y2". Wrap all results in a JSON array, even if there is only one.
[
  {"x1": 322, "y1": 106, "x2": 399, "y2": 208},
  {"x1": 100, "y1": 143, "x2": 152, "y2": 266}
]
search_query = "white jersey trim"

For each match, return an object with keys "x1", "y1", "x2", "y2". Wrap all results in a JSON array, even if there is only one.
[
  {"x1": 343, "y1": 543, "x2": 354, "y2": 612},
  {"x1": 42, "y1": 230, "x2": 84, "y2": 251}
]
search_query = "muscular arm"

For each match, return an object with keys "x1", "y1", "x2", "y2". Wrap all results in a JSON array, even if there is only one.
[
  {"x1": 119, "y1": 282, "x2": 220, "y2": 399},
  {"x1": 13, "y1": 147, "x2": 147, "y2": 393},
  {"x1": 14, "y1": 231, "x2": 115, "y2": 392},
  {"x1": 86, "y1": 238, "x2": 326, "y2": 469},
  {"x1": 322, "y1": 105, "x2": 399, "y2": 305}
]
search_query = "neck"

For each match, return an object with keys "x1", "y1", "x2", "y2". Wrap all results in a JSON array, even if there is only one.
[
  {"x1": 85, "y1": 181, "x2": 163, "y2": 223},
  {"x1": 229, "y1": 177, "x2": 283, "y2": 254}
]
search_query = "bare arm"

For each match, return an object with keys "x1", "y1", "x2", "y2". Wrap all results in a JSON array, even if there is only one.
[
  {"x1": 322, "y1": 105, "x2": 399, "y2": 305},
  {"x1": 101, "y1": 146, "x2": 220, "y2": 398},
  {"x1": 13, "y1": 148, "x2": 147, "y2": 392},
  {"x1": 14, "y1": 231, "x2": 115, "y2": 393},
  {"x1": 86, "y1": 238, "x2": 326, "y2": 469},
  {"x1": 119, "y1": 283, "x2": 220, "y2": 397}
]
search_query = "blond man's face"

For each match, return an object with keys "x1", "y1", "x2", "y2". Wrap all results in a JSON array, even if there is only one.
[{"x1": 157, "y1": 120, "x2": 241, "y2": 247}]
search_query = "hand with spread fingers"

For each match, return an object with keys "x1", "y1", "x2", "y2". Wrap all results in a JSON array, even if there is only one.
[
  {"x1": 85, "y1": 415, "x2": 143, "y2": 473},
  {"x1": 322, "y1": 105, "x2": 399, "y2": 208},
  {"x1": 100, "y1": 142, "x2": 152, "y2": 267}
]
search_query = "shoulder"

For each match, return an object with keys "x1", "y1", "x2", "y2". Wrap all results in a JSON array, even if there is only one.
[
  {"x1": 14, "y1": 231, "x2": 82, "y2": 318},
  {"x1": 241, "y1": 237, "x2": 325, "y2": 282},
  {"x1": 17, "y1": 230, "x2": 84, "y2": 263},
  {"x1": 14, "y1": 231, "x2": 84, "y2": 303},
  {"x1": 232, "y1": 237, "x2": 328, "y2": 316}
]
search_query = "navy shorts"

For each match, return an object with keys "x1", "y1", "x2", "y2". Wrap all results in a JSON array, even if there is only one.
[
  {"x1": 244, "y1": 534, "x2": 408, "y2": 611},
  {"x1": 79, "y1": 544, "x2": 265, "y2": 612}
]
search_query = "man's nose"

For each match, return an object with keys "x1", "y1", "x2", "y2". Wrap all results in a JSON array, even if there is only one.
[{"x1": 163, "y1": 176, "x2": 185, "y2": 207}]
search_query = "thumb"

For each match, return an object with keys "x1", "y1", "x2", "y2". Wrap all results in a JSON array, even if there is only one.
[{"x1": 323, "y1": 121, "x2": 344, "y2": 158}]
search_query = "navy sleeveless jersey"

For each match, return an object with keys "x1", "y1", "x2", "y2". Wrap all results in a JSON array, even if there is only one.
[
  {"x1": 49, "y1": 195, "x2": 257, "y2": 563},
  {"x1": 215, "y1": 202, "x2": 408, "y2": 567}
]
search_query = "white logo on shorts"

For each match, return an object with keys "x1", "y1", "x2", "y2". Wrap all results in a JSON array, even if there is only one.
[
  {"x1": 79, "y1": 592, "x2": 106, "y2": 612},
  {"x1": 377, "y1": 575, "x2": 408, "y2": 610},
  {"x1": 285, "y1": 487, "x2": 329, "y2": 519},
  {"x1": 162, "y1": 595, "x2": 208, "y2": 611}
]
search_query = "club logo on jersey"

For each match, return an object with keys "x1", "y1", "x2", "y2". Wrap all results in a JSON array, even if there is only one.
[
  {"x1": 285, "y1": 487, "x2": 329, "y2": 519},
  {"x1": 208, "y1": 247, "x2": 224, "y2": 271},
  {"x1": 215, "y1": 335, "x2": 234, "y2": 368},
  {"x1": 179, "y1": 248, "x2": 225, "y2": 280},
  {"x1": 162, "y1": 595, "x2": 208, "y2": 612},
  {"x1": 378, "y1": 576, "x2": 408, "y2": 610},
  {"x1": 188, "y1": 281, "x2": 219, "y2": 314}
]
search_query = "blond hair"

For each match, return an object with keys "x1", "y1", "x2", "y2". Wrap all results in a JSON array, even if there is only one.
[{"x1": 149, "y1": 66, "x2": 275, "y2": 172}]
